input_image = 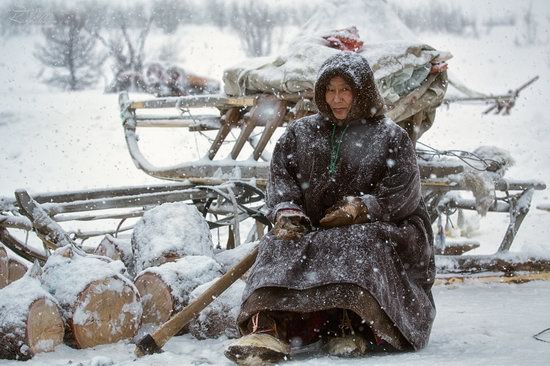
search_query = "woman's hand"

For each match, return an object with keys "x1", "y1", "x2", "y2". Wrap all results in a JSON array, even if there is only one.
[
  {"x1": 273, "y1": 210, "x2": 311, "y2": 240},
  {"x1": 319, "y1": 196, "x2": 369, "y2": 228}
]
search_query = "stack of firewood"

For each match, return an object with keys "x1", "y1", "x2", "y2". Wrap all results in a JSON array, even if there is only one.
[
  {"x1": 0, "y1": 202, "x2": 249, "y2": 360},
  {"x1": 129, "y1": 202, "x2": 242, "y2": 338},
  {"x1": 0, "y1": 243, "x2": 142, "y2": 359}
]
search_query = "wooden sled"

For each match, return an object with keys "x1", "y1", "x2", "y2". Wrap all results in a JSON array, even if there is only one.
[{"x1": 0, "y1": 77, "x2": 546, "y2": 277}]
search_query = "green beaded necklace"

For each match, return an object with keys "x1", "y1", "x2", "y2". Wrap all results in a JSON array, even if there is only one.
[{"x1": 328, "y1": 123, "x2": 349, "y2": 176}]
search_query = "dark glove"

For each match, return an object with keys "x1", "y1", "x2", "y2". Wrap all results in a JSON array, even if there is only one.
[
  {"x1": 273, "y1": 209, "x2": 311, "y2": 240},
  {"x1": 319, "y1": 196, "x2": 369, "y2": 228}
]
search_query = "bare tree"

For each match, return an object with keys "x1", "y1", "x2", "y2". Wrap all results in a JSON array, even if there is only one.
[
  {"x1": 91, "y1": 15, "x2": 153, "y2": 92},
  {"x1": 34, "y1": 10, "x2": 105, "y2": 90},
  {"x1": 228, "y1": 1, "x2": 285, "y2": 57}
]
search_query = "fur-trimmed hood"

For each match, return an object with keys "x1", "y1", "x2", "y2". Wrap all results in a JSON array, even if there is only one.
[{"x1": 314, "y1": 52, "x2": 385, "y2": 123}]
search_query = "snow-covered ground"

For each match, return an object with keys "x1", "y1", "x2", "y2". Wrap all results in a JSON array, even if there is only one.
[
  {"x1": 0, "y1": 281, "x2": 547, "y2": 366},
  {"x1": 1, "y1": 0, "x2": 550, "y2": 365}
]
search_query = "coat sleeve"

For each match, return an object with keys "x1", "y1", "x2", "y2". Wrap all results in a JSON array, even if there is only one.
[
  {"x1": 361, "y1": 128, "x2": 421, "y2": 223},
  {"x1": 266, "y1": 126, "x2": 306, "y2": 223}
]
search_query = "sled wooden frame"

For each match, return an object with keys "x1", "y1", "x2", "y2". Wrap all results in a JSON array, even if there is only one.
[
  {"x1": 118, "y1": 89, "x2": 546, "y2": 251},
  {"x1": 0, "y1": 82, "x2": 547, "y2": 273},
  {"x1": 118, "y1": 75, "x2": 539, "y2": 183},
  {"x1": 1, "y1": 182, "x2": 549, "y2": 275},
  {"x1": 0, "y1": 181, "x2": 268, "y2": 264},
  {"x1": 118, "y1": 73, "x2": 446, "y2": 183},
  {"x1": 422, "y1": 179, "x2": 546, "y2": 253}
]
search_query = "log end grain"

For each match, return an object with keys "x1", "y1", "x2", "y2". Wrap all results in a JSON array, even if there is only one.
[
  {"x1": 134, "y1": 272, "x2": 174, "y2": 326},
  {"x1": 70, "y1": 277, "x2": 141, "y2": 349},
  {"x1": 26, "y1": 298, "x2": 65, "y2": 355},
  {"x1": 0, "y1": 297, "x2": 64, "y2": 360},
  {"x1": 8, "y1": 258, "x2": 28, "y2": 284}
]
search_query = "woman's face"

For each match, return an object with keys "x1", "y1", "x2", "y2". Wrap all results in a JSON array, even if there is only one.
[{"x1": 325, "y1": 76, "x2": 353, "y2": 121}]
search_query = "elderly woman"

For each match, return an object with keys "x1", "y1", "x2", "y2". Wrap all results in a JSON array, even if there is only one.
[{"x1": 225, "y1": 52, "x2": 436, "y2": 365}]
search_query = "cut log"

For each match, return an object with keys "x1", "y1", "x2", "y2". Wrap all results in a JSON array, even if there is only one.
[
  {"x1": 134, "y1": 272, "x2": 173, "y2": 326},
  {"x1": 69, "y1": 277, "x2": 141, "y2": 348},
  {"x1": 42, "y1": 246, "x2": 142, "y2": 348},
  {"x1": 132, "y1": 202, "x2": 214, "y2": 273},
  {"x1": 0, "y1": 263, "x2": 64, "y2": 360},
  {"x1": 134, "y1": 255, "x2": 221, "y2": 330},
  {"x1": 188, "y1": 278, "x2": 246, "y2": 339},
  {"x1": 8, "y1": 257, "x2": 28, "y2": 284},
  {"x1": 94, "y1": 234, "x2": 134, "y2": 274},
  {"x1": 0, "y1": 245, "x2": 8, "y2": 289}
]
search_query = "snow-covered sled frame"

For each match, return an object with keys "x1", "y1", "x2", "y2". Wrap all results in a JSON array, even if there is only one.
[
  {"x1": 0, "y1": 74, "x2": 548, "y2": 280},
  {"x1": 0, "y1": 181, "x2": 267, "y2": 262},
  {"x1": 114, "y1": 85, "x2": 550, "y2": 274}
]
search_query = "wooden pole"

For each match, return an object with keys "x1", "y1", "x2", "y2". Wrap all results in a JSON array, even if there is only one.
[
  {"x1": 15, "y1": 190, "x2": 74, "y2": 249},
  {"x1": 134, "y1": 244, "x2": 259, "y2": 357}
]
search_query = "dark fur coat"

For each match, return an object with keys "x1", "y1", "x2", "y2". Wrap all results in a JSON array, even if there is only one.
[{"x1": 238, "y1": 52, "x2": 436, "y2": 350}]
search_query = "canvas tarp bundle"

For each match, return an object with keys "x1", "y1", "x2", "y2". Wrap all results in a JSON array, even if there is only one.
[{"x1": 223, "y1": 35, "x2": 450, "y2": 105}]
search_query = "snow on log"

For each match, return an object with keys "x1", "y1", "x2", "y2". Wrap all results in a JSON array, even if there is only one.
[
  {"x1": 0, "y1": 244, "x2": 8, "y2": 289},
  {"x1": 132, "y1": 202, "x2": 214, "y2": 273},
  {"x1": 94, "y1": 234, "x2": 134, "y2": 274},
  {"x1": 188, "y1": 278, "x2": 246, "y2": 339},
  {"x1": 134, "y1": 255, "x2": 221, "y2": 330},
  {"x1": 8, "y1": 257, "x2": 28, "y2": 284},
  {"x1": 0, "y1": 263, "x2": 64, "y2": 360},
  {"x1": 41, "y1": 246, "x2": 142, "y2": 349},
  {"x1": 214, "y1": 241, "x2": 258, "y2": 274}
]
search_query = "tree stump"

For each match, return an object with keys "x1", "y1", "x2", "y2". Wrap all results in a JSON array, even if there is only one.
[
  {"x1": 0, "y1": 245, "x2": 8, "y2": 289},
  {"x1": 94, "y1": 234, "x2": 134, "y2": 274},
  {"x1": 188, "y1": 278, "x2": 246, "y2": 340},
  {"x1": 8, "y1": 257, "x2": 28, "y2": 284},
  {"x1": 41, "y1": 246, "x2": 142, "y2": 349},
  {"x1": 0, "y1": 263, "x2": 64, "y2": 360},
  {"x1": 134, "y1": 255, "x2": 221, "y2": 330},
  {"x1": 132, "y1": 202, "x2": 214, "y2": 273}
]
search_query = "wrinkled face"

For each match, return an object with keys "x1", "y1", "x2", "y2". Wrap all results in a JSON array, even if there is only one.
[{"x1": 325, "y1": 76, "x2": 353, "y2": 121}]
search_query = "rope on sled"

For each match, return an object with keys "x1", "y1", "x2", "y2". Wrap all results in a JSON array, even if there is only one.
[{"x1": 416, "y1": 141, "x2": 502, "y2": 172}]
